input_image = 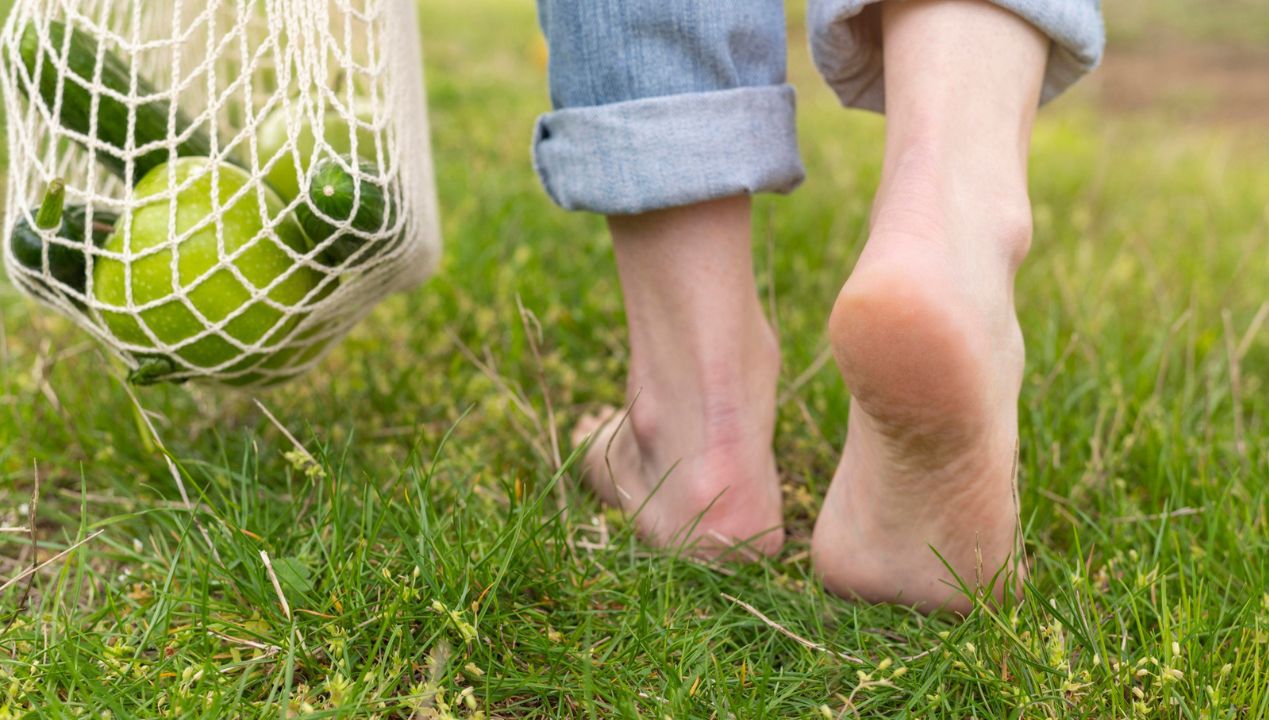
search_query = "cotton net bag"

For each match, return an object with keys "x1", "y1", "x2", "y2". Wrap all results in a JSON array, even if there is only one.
[{"x1": 0, "y1": 0, "x2": 440, "y2": 387}]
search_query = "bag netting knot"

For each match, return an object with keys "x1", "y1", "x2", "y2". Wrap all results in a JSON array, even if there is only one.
[{"x1": 1, "y1": 0, "x2": 440, "y2": 387}]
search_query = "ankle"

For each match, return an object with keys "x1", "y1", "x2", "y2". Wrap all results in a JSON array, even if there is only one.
[
  {"x1": 626, "y1": 319, "x2": 780, "y2": 447},
  {"x1": 873, "y1": 139, "x2": 1033, "y2": 270}
]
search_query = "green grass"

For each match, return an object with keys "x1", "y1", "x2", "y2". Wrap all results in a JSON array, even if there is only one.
[{"x1": 2, "y1": 1, "x2": 1267, "y2": 717}]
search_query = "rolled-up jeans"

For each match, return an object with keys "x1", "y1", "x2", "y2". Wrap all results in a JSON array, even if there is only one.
[{"x1": 533, "y1": 0, "x2": 1104, "y2": 216}]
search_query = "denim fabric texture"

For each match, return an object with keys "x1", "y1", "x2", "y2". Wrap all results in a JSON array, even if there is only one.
[
  {"x1": 809, "y1": 0, "x2": 1106, "y2": 111},
  {"x1": 534, "y1": 0, "x2": 1105, "y2": 215},
  {"x1": 533, "y1": 0, "x2": 805, "y2": 214}
]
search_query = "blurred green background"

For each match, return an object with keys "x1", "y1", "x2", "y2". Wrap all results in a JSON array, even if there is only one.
[{"x1": 0, "y1": 1, "x2": 1265, "y2": 718}]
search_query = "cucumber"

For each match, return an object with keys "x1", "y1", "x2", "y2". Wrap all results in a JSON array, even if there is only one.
[
  {"x1": 295, "y1": 157, "x2": 397, "y2": 267},
  {"x1": 254, "y1": 101, "x2": 383, "y2": 202},
  {"x1": 15, "y1": 20, "x2": 216, "y2": 185},
  {"x1": 9, "y1": 179, "x2": 116, "y2": 294}
]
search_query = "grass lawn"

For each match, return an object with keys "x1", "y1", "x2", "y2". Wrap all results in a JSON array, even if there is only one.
[{"x1": 2, "y1": 0, "x2": 1267, "y2": 717}]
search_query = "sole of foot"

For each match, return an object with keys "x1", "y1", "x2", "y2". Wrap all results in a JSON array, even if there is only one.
[{"x1": 812, "y1": 178, "x2": 1030, "y2": 615}]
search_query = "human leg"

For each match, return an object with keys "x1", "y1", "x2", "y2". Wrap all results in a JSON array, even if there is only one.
[
  {"x1": 533, "y1": 0, "x2": 803, "y2": 556},
  {"x1": 811, "y1": 0, "x2": 1057, "y2": 613}
]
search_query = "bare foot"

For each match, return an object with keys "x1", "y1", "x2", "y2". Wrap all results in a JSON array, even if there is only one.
[
  {"x1": 810, "y1": 0, "x2": 1046, "y2": 616},
  {"x1": 572, "y1": 325, "x2": 784, "y2": 559},
  {"x1": 812, "y1": 146, "x2": 1032, "y2": 613},
  {"x1": 572, "y1": 197, "x2": 785, "y2": 559}
]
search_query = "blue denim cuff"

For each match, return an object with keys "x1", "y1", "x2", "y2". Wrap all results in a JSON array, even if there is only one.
[
  {"x1": 532, "y1": 84, "x2": 805, "y2": 215},
  {"x1": 809, "y1": 0, "x2": 1105, "y2": 112}
]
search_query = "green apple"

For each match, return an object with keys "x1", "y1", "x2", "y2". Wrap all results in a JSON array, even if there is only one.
[
  {"x1": 212, "y1": 319, "x2": 342, "y2": 388},
  {"x1": 93, "y1": 158, "x2": 326, "y2": 378},
  {"x1": 254, "y1": 100, "x2": 382, "y2": 202}
]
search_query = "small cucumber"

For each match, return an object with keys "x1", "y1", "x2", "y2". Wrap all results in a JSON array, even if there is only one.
[
  {"x1": 295, "y1": 157, "x2": 397, "y2": 267},
  {"x1": 15, "y1": 20, "x2": 216, "y2": 185},
  {"x1": 127, "y1": 356, "x2": 184, "y2": 386},
  {"x1": 9, "y1": 179, "x2": 116, "y2": 293}
]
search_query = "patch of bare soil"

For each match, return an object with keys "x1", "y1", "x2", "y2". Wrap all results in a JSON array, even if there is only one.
[{"x1": 1093, "y1": 40, "x2": 1269, "y2": 127}]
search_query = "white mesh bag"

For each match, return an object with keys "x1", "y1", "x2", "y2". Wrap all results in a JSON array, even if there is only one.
[{"x1": 1, "y1": 0, "x2": 440, "y2": 387}]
